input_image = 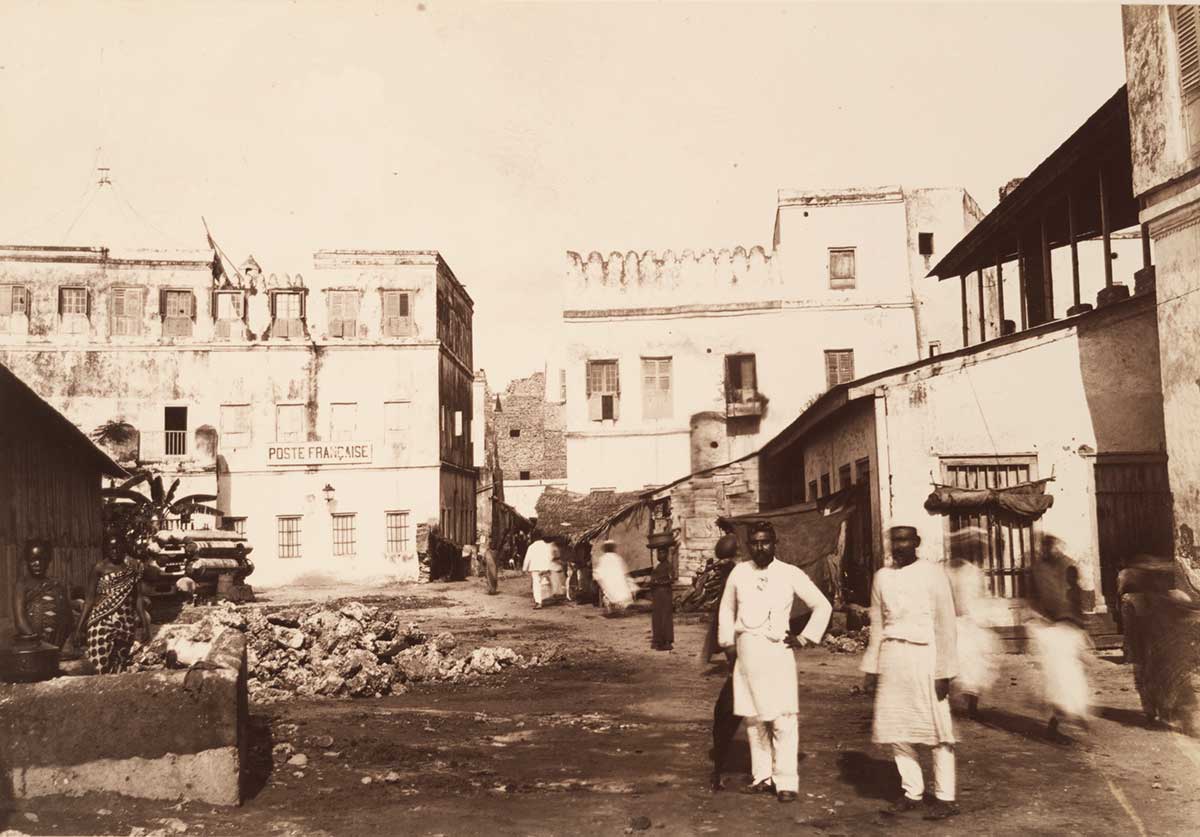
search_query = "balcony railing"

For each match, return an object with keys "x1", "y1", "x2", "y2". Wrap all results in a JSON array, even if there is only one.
[{"x1": 140, "y1": 430, "x2": 188, "y2": 460}]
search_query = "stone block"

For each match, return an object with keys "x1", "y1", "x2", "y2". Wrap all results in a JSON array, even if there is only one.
[{"x1": 0, "y1": 631, "x2": 247, "y2": 805}]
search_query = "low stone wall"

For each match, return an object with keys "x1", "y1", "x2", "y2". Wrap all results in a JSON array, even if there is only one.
[{"x1": 0, "y1": 629, "x2": 247, "y2": 805}]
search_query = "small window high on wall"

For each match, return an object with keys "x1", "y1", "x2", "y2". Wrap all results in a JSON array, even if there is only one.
[
  {"x1": 824, "y1": 349, "x2": 855, "y2": 389},
  {"x1": 828, "y1": 248, "x2": 856, "y2": 289}
]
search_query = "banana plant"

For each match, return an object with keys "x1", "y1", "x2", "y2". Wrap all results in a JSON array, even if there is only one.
[{"x1": 101, "y1": 468, "x2": 220, "y2": 535}]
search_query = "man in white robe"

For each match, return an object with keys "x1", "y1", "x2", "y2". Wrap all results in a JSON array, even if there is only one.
[
  {"x1": 862, "y1": 525, "x2": 959, "y2": 820},
  {"x1": 717, "y1": 520, "x2": 832, "y2": 803},
  {"x1": 522, "y1": 533, "x2": 555, "y2": 609}
]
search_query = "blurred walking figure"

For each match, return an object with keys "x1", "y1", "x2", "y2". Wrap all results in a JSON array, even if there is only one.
[
  {"x1": 482, "y1": 546, "x2": 499, "y2": 595},
  {"x1": 522, "y1": 531, "x2": 555, "y2": 609},
  {"x1": 946, "y1": 527, "x2": 999, "y2": 718},
  {"x1": 1029, "y1": 536, "x2": 1092, "y2": 739},
  {"x1": 650, "y1": 550, "x2": 675, "y2": 651},
  {"x1": 862, "y1": 525, "x2": 960, "y2": 820},
  {"x1": 594, "y1": 540, "x2": 634, "y2": 614}
]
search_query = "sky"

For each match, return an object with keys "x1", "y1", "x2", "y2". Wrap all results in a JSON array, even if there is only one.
[{"x1": 0, "y1": 1, "x2": 1129, "y2": 389}]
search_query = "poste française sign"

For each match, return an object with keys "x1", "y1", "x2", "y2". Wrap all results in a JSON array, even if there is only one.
[{"x1": 267, "y1": 442, "x2": 373, "y2": 465}]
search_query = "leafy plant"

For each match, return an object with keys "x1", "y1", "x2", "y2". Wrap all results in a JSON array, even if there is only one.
[{"x1": 101, "y1": 470, "x2": 219, "y2": 542}]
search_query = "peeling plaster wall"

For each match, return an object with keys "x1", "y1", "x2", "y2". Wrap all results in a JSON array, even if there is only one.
[
  {"x1": 0, "y1": 248, "x2": 474, "y2": 587},
  {"x1": 1124, "y1": 6, "x2": 1200, "y2": 565}
]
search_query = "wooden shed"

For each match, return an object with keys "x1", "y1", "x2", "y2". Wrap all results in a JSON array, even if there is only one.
[{"x1": 0, "y1": 361, "x2": 126, "y2": 622}]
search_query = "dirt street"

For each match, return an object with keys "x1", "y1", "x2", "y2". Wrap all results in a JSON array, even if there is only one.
[{"x1": 4, "y1": 573, "x2": 1200, "y2": 837}]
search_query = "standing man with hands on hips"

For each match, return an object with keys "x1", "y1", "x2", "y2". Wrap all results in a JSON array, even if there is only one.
[{"x1": 717, "y1": 520, "x2": 833, "y2": 803}]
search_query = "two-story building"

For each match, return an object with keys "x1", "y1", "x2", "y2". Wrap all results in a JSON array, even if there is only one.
[
  {"x1": 561, "y1": 186, "x2": 991, "y2": 494},
  {"x1": 0, "y1": 212, "x2": 475, "y2": 586}
]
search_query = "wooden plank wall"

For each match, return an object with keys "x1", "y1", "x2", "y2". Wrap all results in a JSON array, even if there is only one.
[{"x1": 0, "y1": 387, "x2": 104, "y2": 620}]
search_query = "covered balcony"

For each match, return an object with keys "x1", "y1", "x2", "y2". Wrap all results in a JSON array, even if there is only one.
[{"x1": 929, "y1": 86, "x2": 1153, "y2": 344}]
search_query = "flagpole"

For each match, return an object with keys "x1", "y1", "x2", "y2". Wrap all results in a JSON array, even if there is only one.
[{"x1": 202, "y1": 216, "x2": 246, "y2": 287}]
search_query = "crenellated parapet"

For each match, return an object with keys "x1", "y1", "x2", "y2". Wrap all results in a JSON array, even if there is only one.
[{"x1": 565, "y1": 246, "x2": 778, "y2": 307}]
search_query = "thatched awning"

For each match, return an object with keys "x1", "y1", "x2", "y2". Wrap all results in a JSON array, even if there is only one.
[{"x1": 924, "y1": 478, "x2": 1054, "y2": 521}]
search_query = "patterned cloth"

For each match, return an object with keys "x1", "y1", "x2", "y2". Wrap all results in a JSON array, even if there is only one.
[
  {"x1": 86, "y1": 565, "x2": 142, "y2": 674},
  {"x1": 22, "y1": 578, "x2": 72, "y2": 649}
]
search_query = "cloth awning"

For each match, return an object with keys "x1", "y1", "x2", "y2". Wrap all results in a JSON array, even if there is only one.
[
  {"x1": 717, "y1": 491, "x2": 855, "y2": 610},
  {"x1": 923, "y1": 479, "x2": 1054, "y2": 521}
]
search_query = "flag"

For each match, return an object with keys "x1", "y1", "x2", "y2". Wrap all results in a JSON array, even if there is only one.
[{"x1": 202, "y1": 217, "x2": 242, "y2": 287}]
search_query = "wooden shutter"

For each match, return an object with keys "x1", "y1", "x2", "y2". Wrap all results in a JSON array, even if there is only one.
[
  {"x1": 159, "y1": 288, "x2": 168, "y2": 318},
  {"x1": 1176, "y1": 6, "x2": 1200, "y2": 98},
  {"x1": 269, "y1": 291, "x2": 277, "y2": 318},
  {"x1": 211, "y1": 289, "x2": 219, "y2": 321},
  {"x1": 0, "y1": 285, "x2": 10, "y2": 316},
  {"x1": 329, "y1": 292, "x2": 344, "y2": 337},
  {"x1": 298, "y1": 290, "x2": 306, "y2": 321},
  {"x1": 85, "y1": 289, "x2": 92, "y2": 319},
  {"x1": 188, "y1": 292, "x2": 196, "y2": 321},
  {"x1": 57, "y1": 287, "x2": 64, "y2": 315}
]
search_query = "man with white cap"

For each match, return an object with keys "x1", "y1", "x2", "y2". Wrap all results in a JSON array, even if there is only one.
[{"x1": 717, "y1": 520, "x2": 832, "y2": 803}]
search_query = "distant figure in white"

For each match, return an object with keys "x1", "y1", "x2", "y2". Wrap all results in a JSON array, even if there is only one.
[
  {"x1": 945, "y1": 528, "x2": 999, "y2": 718},
  {"x1": 1028, "y1": 536, "x2": 1092, "y2": 739},
  {"x1": 717, "y1": 520, "x2": 831, "y2": 804},
  {"x1": 593, "y1": 539, "x2": 634, "y2": 614},
  {"x1": 522, "y1": 531, "x2": 555, "y2": 610},
  {"x1": 862, "y1": 525, "x2": 960, "y2": 821}
]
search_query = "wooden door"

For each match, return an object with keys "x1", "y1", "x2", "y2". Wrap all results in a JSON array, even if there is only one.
[{"x1": 1094, "y1": 457, "x2": 1173, "y2": 613}]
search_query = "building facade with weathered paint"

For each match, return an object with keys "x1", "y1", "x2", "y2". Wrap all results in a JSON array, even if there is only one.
[
  {"x1": 0, "y1": 240, "x2": 476, "y2": 588},
  {"x1": 1123, "y1": 5, "x2": 1200, "y2": 566},
  {"x1": 561, "y1": 187, "x2": 990, "y2": 494}
]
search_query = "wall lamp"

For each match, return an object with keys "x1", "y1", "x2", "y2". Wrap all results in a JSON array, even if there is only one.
[{"x1": 322, "y1": 484, "x2": 336, "y2": 505}]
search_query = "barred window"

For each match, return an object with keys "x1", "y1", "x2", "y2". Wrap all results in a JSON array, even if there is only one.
[
  {"x1": 277, "y1": 516, "x2": 302, "y2": 559},
  {"x1": 386, "y1": 511, "x2": 410, "y2": 554},
  {"x1": 333, "y1": 513, "x2": 357, "y2": 557}
]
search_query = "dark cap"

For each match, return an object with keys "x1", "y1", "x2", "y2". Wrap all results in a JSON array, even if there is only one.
[{"x1": 889, "y1": 525, "x2": 922, "y2": 545}]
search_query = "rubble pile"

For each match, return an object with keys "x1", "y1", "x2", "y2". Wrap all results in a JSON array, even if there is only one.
[
  {"x1": 823, "y1": 627, "x2": 869, "y2": 654},
  {"x1": 132, "y1": 600, "x2": 542, "y2": 702}
]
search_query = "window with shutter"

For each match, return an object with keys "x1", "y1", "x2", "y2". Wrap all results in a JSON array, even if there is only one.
[
  {"x1": 330, "y1": 402, "x2": 357, "y2": 441},
  {"x1": 1173, "y1": 6, "x2": 1200, "y2": 152},
  {"x1": 276, "y1": 404, "x2": 305, "y2": 442},
  {"x1": 824, "y1": 349, "x2": 855, "y2": 390},
  {"x1": 328, "y1": 291, "x2": 359, "y2": 338},
  {"x1": 1175, "y1": 6, "x2": 1200, "y2": 100},
  {"x1": 586, "y1": 360, "x2": 620, "y2": 422},
  {"x1": 641, "y1": 357, "x2": 672, "y2": 419},
  {"x1": 0, "y1": 285, "x2": 26, "y2": 333},
  {"x1": 829, "y1": 248, "x2": 856, "y2": 289},
  {"x1": 162, "y1": 290, "x2": 193, "y2": 337},
  {"x1": 384, "y1": 400, "x2": 411, "y2": 446},
  {"x1": 382, "y1": 290, "x2": 411, "y2": 337},
  {"x1": 59, "y1": 287, "x2": 89, "y2": 333},
  {"x1": 220, "y1": 404, "x2": 252, "y2": 448},
  {"x1": 724, "y1": 353, "x2": 758, "y2": 403},
  {"x1": 272, "y1": 292, "x2": 302, "y2": 340},
  {"x1": 110, "y1": 287, "x2": 144, "y2": 337}
]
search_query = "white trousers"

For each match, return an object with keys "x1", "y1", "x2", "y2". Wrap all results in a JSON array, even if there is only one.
[
  {"x1": 893, "y1": 742, "x2": 955, "y2": 801},
  {"x1": 530, "y1": 572, "x2": 546, "y2": 604},
  {"x1": 745, "y1": 713, "x2": 798, "y2": 792}
]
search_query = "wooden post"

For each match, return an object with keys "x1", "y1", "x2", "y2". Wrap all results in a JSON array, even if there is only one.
[
  {"x1": 1017, "y1": 238, "x2": 1028, "y2": 330},
  {"x1": 1041, "y1": 213, "x2": 1055, "y2": 320},
  {"x1": 1068, "y1": 191, "x2": 1081, "y2": 309},
  {"x1": 1141, "y1": 222, "x2": 1153, "y2": 270},
  {"x1": 977, "y1": 268, "x2": 986, "y2": 342},
  {"x1": 996, "y1": 256, "x2": 1006, "y2": 329},
  {"x1": 1100, "y1": 167, "x2": 1114, "y2": 288},
  {"x1": 960, "y1": 274, "x2": 969, "y2": 347}
]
